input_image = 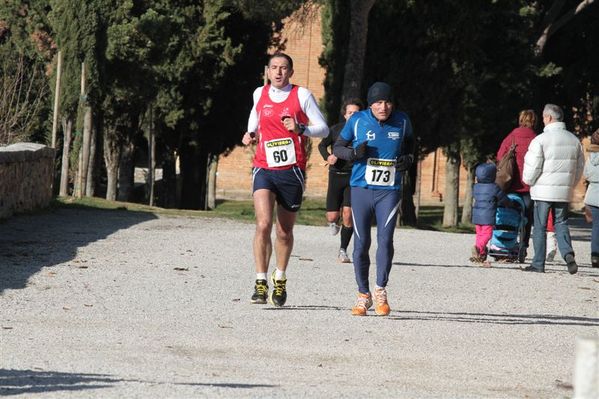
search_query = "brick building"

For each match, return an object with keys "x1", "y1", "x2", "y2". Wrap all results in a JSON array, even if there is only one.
[{"x1": 216, "y1": 8, "x2": 589, "y2": 208}]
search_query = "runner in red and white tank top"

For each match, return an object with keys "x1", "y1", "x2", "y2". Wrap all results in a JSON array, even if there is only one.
[
  {"x1": 253, "y1": 84, "x2": 309, "y2": 170},
  {"x1": 241, "y1": 53, "x2": 328, "y2": 308}
]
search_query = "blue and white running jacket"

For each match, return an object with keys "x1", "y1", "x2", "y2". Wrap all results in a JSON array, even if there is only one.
[{"x1": 335, "y1": 109, "x2": 413, "y2": 191}]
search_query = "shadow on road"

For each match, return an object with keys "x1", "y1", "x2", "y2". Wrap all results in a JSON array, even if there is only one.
[
  {"x1": 0, "y1": 369, "x2": 114, "y2": 396},
  {"x1": 0, "y1": 206, "x2": 158, "y2": 294},
  {"x1": 392, "y1": 261, "x2": 599, "y2": 275},
  {"x1": 262, "y1": 304, "x2": 347, "y2": 311},
  {"x1": 260, "y1": 306, "x2": 598, "y2": 327},
  {"x1": 0, "y1": 368, "x2": 278, "y2": 396},
  {"x1": 388, "y1": 310, "x2": 599, "y2": 327}
]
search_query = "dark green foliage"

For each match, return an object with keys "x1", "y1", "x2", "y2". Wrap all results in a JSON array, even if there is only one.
[
  {"x1": 49, "y1": 0, "x2": 91, "y2": 117},
  {"x1": 532, "y1": 1, "x2": 599, "y2": 137},
  {"x1": 320, "y1": 0, "x2": 597, "y2": 162},
  {"x1": 0, "y1": 1, "x2": 53, "y2": 58},
  {"x1": 318, "y1": 0, "x2": 595, "y2": 226},
  {"x1": 318, "y1": 0, "x2": 350, "y2": 124},
  {"x1": 95, "y1": 0, "x2": 301, "y2": 207},
  {"x1": 3, "y1": 0, "x2": 596, "y2": 210},
  {"x1": 363, "y1": 1, "x2": 537, "y2": 163},
  {"x1": 2, "y1": 0, "x2": 295, "y2": 206}
]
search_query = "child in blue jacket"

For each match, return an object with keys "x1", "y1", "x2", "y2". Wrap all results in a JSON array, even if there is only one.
[{"x1": 471, "y1": 163, "x2": 513, "y2": 263}]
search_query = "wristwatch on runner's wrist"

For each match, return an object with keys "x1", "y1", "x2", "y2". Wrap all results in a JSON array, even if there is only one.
[{"x1": 298, "y1": 124, "x2": 306, "y2": 135}]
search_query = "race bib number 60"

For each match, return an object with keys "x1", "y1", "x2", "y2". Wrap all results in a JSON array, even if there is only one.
[
  {"x1": 265, "y1": 138, "x2": 296, "y2": 167},
  {"x1": 365, "y1": 158, "x2": 395, "y2": 186}
]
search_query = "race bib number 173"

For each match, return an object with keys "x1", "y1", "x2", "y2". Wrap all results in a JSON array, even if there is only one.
[{"x1": 365, "y1": 158, "x2": 395, "y2": 186}]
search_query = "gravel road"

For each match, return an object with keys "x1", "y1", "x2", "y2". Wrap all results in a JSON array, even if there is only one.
[{"x1": 1, "y1": 207, "x2": 597, "y2": 398}]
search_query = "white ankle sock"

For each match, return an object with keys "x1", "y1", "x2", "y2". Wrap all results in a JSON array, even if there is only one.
[
  {"x1": 275, "y1": 268, "x2": 286, "y2": 280},
  {"x1": 256, "y1": 273, "x2": 267, "y2": 281}
]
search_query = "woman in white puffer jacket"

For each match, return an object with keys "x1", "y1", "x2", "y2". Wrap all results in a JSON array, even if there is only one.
[{"x1": 584, "y1": 129, "x2": 599, "y2": 268}]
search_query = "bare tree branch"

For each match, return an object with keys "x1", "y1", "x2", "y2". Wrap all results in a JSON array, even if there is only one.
[
  {"x1": 0, "y1": 50, "x2": 48, "y2": 145},
  {"x1": 536, "y1": 0, "x2": 596, "y2": 55}
]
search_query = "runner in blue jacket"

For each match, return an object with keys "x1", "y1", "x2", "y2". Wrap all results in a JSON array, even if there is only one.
[{"x1": 333, "y1": 82, "x2": 414, "y2": 316}]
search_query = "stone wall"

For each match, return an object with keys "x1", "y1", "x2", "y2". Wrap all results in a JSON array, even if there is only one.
[{"x1": 0, "y1": 143, "x2": 56, "y2": 219}]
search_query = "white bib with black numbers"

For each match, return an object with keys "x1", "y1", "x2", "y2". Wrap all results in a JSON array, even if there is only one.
[
  {"x1": 265, "y1": 138, "x2": 296, "y2": 167},
  {"x1": 365, "y1": 158, "x2": 395, "y2": 186}
]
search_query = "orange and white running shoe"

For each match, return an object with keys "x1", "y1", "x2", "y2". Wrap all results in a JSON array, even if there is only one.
[
  {"x1": 373, "y1": 287, "x2": 390, "y2": 316},
  {"x1": 351, "y1": 292, "x2": 373, "y2": 316}
]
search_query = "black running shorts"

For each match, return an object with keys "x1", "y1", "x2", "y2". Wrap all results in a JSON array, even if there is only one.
[
  {"x1": 252, "y1": 166, "x2": 305, "y2": 212},
  {"x1": 326, "y1": 171, "x2": 351, "y2": 212}
]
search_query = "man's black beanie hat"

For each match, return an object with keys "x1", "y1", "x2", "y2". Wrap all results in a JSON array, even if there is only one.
[{"x1": 367, "y1": 82, "x2": 393, "y2": 106}]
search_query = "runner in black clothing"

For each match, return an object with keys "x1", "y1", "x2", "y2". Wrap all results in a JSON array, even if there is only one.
[{"x1": 318, "y1": 98, "x2": 364, "y2": 263}]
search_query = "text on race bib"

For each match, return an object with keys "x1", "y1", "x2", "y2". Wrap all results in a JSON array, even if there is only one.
[
  {"x1": 265, "y1": 138, "x2": 297, "y2": 167},
  {"x1": 365, "y1": 158, "x2": 396, "y2": 186}
]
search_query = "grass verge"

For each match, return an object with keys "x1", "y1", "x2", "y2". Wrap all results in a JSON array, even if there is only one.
[{"x1": 55, "y1": 196, "x2": 475, "y2": 233}]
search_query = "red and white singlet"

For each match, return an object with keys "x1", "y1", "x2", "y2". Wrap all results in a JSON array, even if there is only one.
[{"x1": 253, "y1": 85, "x2": 309, "y2": 170}]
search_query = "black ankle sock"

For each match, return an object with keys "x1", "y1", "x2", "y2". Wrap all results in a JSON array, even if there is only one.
[{"x1": 340, "y1": 225, "x2": 353, "y2": 250}]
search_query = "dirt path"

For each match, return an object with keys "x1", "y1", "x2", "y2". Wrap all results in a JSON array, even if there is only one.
[{"x1": 1, "y1": 207, "x2": 597, "y2": 398}]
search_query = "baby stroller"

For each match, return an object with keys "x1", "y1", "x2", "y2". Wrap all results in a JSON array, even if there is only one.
[{"x1": 488, "y1": 193, "x2": 527, "y2": 262}]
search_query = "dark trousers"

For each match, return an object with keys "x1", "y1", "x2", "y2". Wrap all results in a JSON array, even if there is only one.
[{"x1": 351, "y1": 187, "x2": 401, "y2": 294}]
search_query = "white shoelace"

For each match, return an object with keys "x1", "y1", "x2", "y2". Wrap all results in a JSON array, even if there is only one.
[
  {"x1": 356, "y1": 295, "x2": 371, "y2": 308},
  {"x1": 374, "y1": 288, "x2": 387, "y2": 305}
]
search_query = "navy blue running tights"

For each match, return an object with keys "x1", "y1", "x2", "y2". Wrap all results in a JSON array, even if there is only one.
[{"x1": 350, "y1": 186, "x2": 401, "y2": 294}]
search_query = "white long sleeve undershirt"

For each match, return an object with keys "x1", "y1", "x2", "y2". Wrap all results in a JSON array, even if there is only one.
[{"x1": 246, "y1": 84, "x2": 328, "y2": 138}]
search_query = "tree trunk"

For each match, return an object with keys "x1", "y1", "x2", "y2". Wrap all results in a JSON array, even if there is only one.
[
  {"x1": 179, "y1": 140, "x2": 201, "y2": 209},
  {"x1": 147, "y1": 106, "x2": 155, "y2": 206},
  {"x1": 74, "y1": 150, "x2": 83, "y2": 197},
  {"x1": 104, "y1": 127, "x2": 120, "y2": 201},
  {"x1": 78, "y1": 105, "x2": 92, "y2": 197},
  {"x1": 179, "y1": 139, "x2": 209, "y2": 210},
  {"x1": 161, "y1": 146, "x2": 177, "y2": 208},
  {"x1": 461, "y1": 164, "x2": 475, "y2": 225},
  {"x1": 341, "y1": 0, "x2": 376, "y2": 103},
  {"x1": 442, "y1": 145, "x2": 461, "y2": 227},
  {"x1": 197, "y1": 147, "x2": 209, "y2": 210},
  {"x1": 147, "y1": 132, "x2": 156, "y2": 206},
  {"x1": 400, "y1": 166, "x2": 417, "y2": 226},
  {"x1": 207, "y1": 154, "x2": 218, "y2": 210},
  {"x1": 59, "y1": 118, "x2": 73, "y2": 196},
  {"x1": 85, "y1": 118, "x2": 98, "y2": 197},
  {"x1": 51, "y1": 50, "x2": 62, "y2": 148},
  {"x1": 117, "y1": 138, "x2": 135, "y2": 202},
  {"x1": 414, "y1": 157, "x2": 422, "y2": 222}
]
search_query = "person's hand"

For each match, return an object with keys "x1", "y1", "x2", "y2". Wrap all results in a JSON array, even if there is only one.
[
  {"x1": 242, "y1": 132, "x2": 256, "y2": 146},
  {"x1": 281, "y1": 116, "x2": 297, "y2": 133},
  {"x1": 327, "y1": 154, "x2": 338, "y2": 166},
  {"x1": 352, "y1": 141, "x2": 368, "y2": 160},
  {"x1": 395, "y1": 154, "x2": 414, "y2": 171}
]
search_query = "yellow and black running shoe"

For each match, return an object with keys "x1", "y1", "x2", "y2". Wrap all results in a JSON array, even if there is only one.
[
  {"x1": 250, "y1": 279, "x2": 268, "y2": 304},
  {"x1": 269, "y1": 271, "x2": 287, "y2": 307}
]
